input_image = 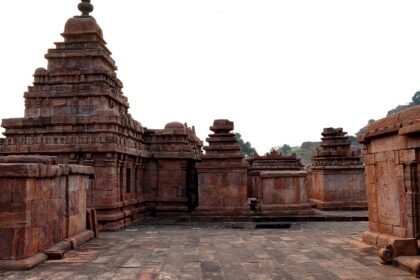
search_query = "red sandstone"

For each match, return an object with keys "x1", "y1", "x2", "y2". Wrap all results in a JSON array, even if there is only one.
[{"x1": 309, "y1": 127, "x2": 367, "y2": 210}]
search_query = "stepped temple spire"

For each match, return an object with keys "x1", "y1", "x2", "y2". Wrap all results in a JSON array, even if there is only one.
[{"x1": 0, "y1": 0, "x2": 202, "y2": 231}]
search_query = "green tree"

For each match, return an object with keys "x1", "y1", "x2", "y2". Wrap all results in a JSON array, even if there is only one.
[
  {"x1": 235, "y1": 133, "x2": 257, "y2": 158},
  {"x1": 412, "y1": 91, "x2": 420, "y2": 105},
  {"x1": 271, "y1": 144, "x2": 293, "y2": 156}
]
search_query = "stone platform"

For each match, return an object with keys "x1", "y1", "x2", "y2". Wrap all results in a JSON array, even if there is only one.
[{"x1": 0, "y1": 222, "x2": 413, "y2": 280}]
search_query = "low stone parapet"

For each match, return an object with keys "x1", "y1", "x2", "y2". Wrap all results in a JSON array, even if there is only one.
[{"x1": 0, "y1": 155, "x2": 94, "y2": 270}]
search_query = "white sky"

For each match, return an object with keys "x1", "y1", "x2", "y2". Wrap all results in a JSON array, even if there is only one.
[{"x1": 0, "y1": 0, "x2": 419, "y2": 154}]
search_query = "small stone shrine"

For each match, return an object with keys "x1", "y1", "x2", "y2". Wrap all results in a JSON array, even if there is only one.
[
  {"x1": 248, "y1": 151, "x2": 313, "y2": 215},
  {"x1": 143, "y1": 122, "x2": 202, "y2": 216},
  {"x1": 194, "y1": 119, "x2": 249, "y2": 220},
  {"x1": 309, "y1": 127, "x2": 367, "y2": 210}
]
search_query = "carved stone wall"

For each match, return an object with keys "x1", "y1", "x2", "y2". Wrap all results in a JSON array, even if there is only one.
[{"x1": 359, "y1": 106, "x2": 420, "y2": 241}]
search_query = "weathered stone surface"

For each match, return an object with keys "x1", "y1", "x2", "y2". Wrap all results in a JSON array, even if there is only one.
[
  {"x1": 309, "y1": 127, "x2": 367, "y2": 210},
  {"x1": 258, "y1": 171, "x2": 314, "y2": 215},
  {"x1": 143, "y1": 122, "x2": 202, "y2": 216},
  {"x1": 0, "y1": 1, "x2": 202, "y2": 230},
  {"x1": 359, "y1": 105, "x2": 420, "y2": 241},
  {"x1": 0, "y1": 222, "x2": 414, "y2": 279},
  {"x1": 194, "y1": 120, "x2": 249, "y2": 218},
  {"x1": 359, "y1": 105, "x2": 420, "y2": 277},
  {"x1": 247, "y1": 151, "x2": 313, "y2": 215},
  {"x1": 248, "y1": 150, "x2": 303, "y2": 198},
  {"x1": 0, "y1": 156, "x2": 94, "y2": 270}
]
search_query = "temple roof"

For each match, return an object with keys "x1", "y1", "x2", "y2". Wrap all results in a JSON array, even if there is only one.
[{"x1": 64, "y1": 0, "x2": 103, "y2": 37}]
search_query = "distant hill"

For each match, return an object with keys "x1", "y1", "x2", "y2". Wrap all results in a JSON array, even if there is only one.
[{"x1": 293, "y1": 142, "x2": 320, "y2": 167}]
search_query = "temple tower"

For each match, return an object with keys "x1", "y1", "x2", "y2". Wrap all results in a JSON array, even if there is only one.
[{"x1": 0, "y1": 1, "x2": 147, "y2": 230}]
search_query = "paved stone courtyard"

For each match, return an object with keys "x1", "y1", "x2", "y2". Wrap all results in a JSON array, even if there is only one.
[{"x1": 0, "y1": 222, "x2": 415, "y2": 280}]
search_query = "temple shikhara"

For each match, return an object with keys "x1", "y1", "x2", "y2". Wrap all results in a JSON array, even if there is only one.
[{"x1": 1, "y1": 0, "x2": 420, "y2": 278}]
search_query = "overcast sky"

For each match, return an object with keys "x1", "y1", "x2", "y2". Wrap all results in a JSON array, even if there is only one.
[{"x1": 0, "y1": 0, "x2": 419, "y2": 154}]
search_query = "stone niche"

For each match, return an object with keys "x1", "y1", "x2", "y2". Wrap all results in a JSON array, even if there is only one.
[
  {"x1": 248, "y1": 151, "x2": 313, "y2": 215},
  {"x1": 358, "y1": 106, "x2": 420, "y2": 274},
  {"x1": 309, "y1": 127, "x2": 367, "y2": 210},
  {"x1": 0, "y1": 156, "x2": 94, "y2": 270},
  {"x1": 194, "y1": 119, "x2": 250, "y2": 220}
]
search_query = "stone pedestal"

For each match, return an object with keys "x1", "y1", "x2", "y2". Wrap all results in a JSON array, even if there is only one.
[
  {"x1": 259, "y1": 171, "x2": 314, "y2": 215},
  {"x1": 309, "y1": 128, "x2": 367, "y2": 210},
  {"x1": 0, "y1": 156, "x2": 94, "y2": 270},
  {"x1": 248, "y1": 151, "x2": 313, "y2": 215},
  {"x1": 248, "y1": 151, "x2": 303, "y2": 199},
  {"x1": 194, "y1": 120, "x2": 249, "y2": 220},
  {"x1": 359, "y1": 105, "x2": 420, "y2": 277}
]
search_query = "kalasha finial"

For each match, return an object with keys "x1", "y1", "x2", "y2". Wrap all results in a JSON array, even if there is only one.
[{"x1": 78, "y1": 0, "x2": 94, "y2": 17}]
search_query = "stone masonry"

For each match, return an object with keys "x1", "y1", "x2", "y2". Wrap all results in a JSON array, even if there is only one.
[
  {"x1": 248, "y1": 151, "x2": 313, "y2": 215},
  {"x1": 248, "y1": 150, "x2": 304, "y2": 199},
  {"x1": 0, "y1": 0, "x2": 202, "y2": 231},
  {"x1": 0, "y1": 155, "x2": 94, "y2": 270},
  {"x1": 309, "y1": 127, "x2": 367, "y2": 210},
  {"x1": 143, "y1": 122, "x2": 202, "y2": 216},
  {"x1": 358, "y1": 105, "x2": 420, "y2": 276},
  {"x1": 194, "y1": 119, "x2": 249, "y2": 220}
]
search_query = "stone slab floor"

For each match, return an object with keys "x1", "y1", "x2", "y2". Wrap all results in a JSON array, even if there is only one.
[{"x1": 0, "y1": 222, "x2": 415, "y2": 280}]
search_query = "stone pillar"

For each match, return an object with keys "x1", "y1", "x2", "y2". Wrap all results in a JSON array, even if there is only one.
[
  {"x1": 0, "y1": 156, "x2": 94, "y2": 270},
  {"x1": 309, "y1": 127, "x2": 367, "y2": 210},
  {"x1": 194, "y1": 119, "x2": 250, "y2": 221}
]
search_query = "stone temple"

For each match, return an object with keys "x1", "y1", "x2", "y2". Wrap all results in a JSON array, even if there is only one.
[
  {"x1": 0, "y1": 0, "x2": 202, "y2": 232},
  {"x1": 1, "y1": 1, "x2": 420, "y2": 278}
]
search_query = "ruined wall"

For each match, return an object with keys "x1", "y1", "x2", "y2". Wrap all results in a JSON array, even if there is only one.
[{"x1": 0, "y1": 156, "x2": 94, "y2": 269}]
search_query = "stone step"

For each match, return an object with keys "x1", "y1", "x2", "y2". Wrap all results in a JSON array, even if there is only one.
[{"x1": 393, "y1": 255, "x2": 420, "y2": 278}]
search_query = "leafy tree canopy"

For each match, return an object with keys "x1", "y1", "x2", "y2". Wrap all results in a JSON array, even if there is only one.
[
  {"x1": 235, "y1": 133, "x2": 257, "y2": 158},
  {"x1": 412, "y1": 91, "x2": 420, "y2": 105},
  {"x1": 270, "y1": 144, "x2": 293, "y2": 156}
]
